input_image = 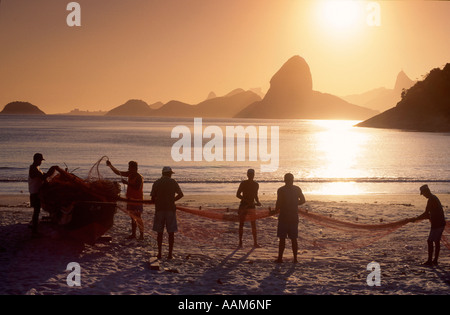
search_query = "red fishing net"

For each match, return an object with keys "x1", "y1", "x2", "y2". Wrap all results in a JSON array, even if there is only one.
[
  {"x1": 39, "y1": 157, "x2": 121, "y2": 243},
  {"x1": 44, "y1": 156, "x2": 449, "y2": 251},
  {"x1": 176, "y1": 206, "x2": 278, "y2": 222},
  {"x1": 119, "y1": 201, "x2": 450, "y2": 251},
  {"x1": 297, "y1": 208, "x2": 413, "y2": 250}
]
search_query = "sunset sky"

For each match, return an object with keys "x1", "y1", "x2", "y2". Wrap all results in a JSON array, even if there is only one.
[{"x1": 0, "y1": 0, "x2": 449, "y2": 114}]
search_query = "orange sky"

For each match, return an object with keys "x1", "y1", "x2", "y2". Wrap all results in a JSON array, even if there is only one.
[{"x1": 0, "y1": 0, "x2": 449, "y2": 114}]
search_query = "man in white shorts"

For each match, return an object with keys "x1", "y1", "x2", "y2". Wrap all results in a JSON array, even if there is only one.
[{"x1": 150, "y1": 166, "x2": 183, "y2": 259}]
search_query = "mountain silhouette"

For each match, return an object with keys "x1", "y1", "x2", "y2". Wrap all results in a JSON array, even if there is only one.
[
  {"x1": 394, "y1": 70, "x2": 415, "y2": 92},
  {"x1": 357, "y1": 63, "x2": 450, "y2": 132},
  {"x1": 342, "y1": 70, "x2": 415, "y2": 112},
  {"x1": 105, "y1": 90, "x2": 261, "y2": 118},
  {"x1": 151, "y1": 90, "x2": 261, "y2": 118},
  {"x1": 106, "y1": 99, "x2": 154, "y2": 116},
  {"x1": 206, "y1": 91, "x2": 217, "y2": 100},
  {"x1": 151, "y1": 100, "x2": 195, "y2": 117},
  {"x1": 235, "y1": 55, "x2": 377, "y2": 120},
  {"x1": 0, "y1": 101, "x2": 45, "y2": 115}
]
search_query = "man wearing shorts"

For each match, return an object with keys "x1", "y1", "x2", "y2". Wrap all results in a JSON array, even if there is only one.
[
  {"x1": 150, "y1": 166, "x2": 183, "y2": 259},
  {"x1": 236, "y1": 169, "x2": 261, "y2": 248},
  {"x1": 275, "y1": 173, "x2": 306, "y2": 263},
  {"x1": 413, "y1": 185, "x2": 446, "y2": 266}
]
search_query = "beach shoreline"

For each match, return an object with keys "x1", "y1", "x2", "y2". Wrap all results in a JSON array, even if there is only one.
[
  {"x1": 3, "y1": 192, "x2": 448, "y2": 208},
  {"x1": 1, "y1": 193, "x2": 449, "y2": 295}
]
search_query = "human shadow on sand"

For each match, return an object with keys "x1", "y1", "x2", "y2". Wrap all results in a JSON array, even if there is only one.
[
  {"x1": 0, "y1": 222, "x2": 85, "y2": 294},
  {"x1": 189, "y1": 247, "x2": 256, "y2": 294}
]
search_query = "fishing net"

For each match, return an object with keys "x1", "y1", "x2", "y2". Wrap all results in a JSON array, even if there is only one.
[
  {"x1": 296, "y1": 208, "x2": 413, "y2": 250},
  {"x1": 176, "y1": 206, "x2": 278, "y2": 222},
  {"x1": 113, "y1": 196, "x2": 450, "y2": 251},
  {"x1": 173, "y1": 205, "x2": 450, "y2": 251},
  {"x1": 39, "y1": 158, "x2": 121, "y2": 243},
  {"x1": 87, "y1": 155, "x2": 115, "y2": 183},
  {"x1": 53, "y1": 156, "x2": 449, "y2": 251},
  {"x1": 300, "y1": 210, "x2": 450, "y2": 251},
  {"x1": 41, "y1": 166, "x2": 120, "y2": 215},
  {"x1": 174, "y1": 206, "x2": 279, "y2": 247},
  {"x1": 174, "y1": 205, "x2": 404, "y2": 250}
]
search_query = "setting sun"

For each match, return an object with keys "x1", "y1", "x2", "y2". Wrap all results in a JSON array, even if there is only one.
[{"x1": 315, "y1": 0, "x2": 364, "y2": 38}]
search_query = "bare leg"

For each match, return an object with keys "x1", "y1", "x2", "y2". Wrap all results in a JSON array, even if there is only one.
[
  {"x1": 157, "y1": 232, "x2": 163, "y2": 259},
  {"x1": 292, "y1": 238, "x2": 298, "y2": 263},
  {"x1": 238, "y1": 220, "x2": 244, "y2": 248},
  {"x1": 168, "y1": 232, "x2": 174, "y2": 259},
  {"x1": 276, "y1": 238, "x2": 285, "y2": 263},
  {"x1": 129, "y1": 218, "x2": 137, "y2": 238},
  {"x1": 433, "y1": 241, "x2": 440, "y2": 265},
  {"x1": 251, "y1": 221, "x2": 259, "y2": 247},
  {"x1": 136, "y1": 214, "x2": 144, "y2": 240}
]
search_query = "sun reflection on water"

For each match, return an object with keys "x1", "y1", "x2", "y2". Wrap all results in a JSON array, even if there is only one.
[{"x1": 306, "y1": 120, "x2": 369, "y2": 195}]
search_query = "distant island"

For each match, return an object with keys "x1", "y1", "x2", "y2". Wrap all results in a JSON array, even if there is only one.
[
  {"x1": 0, "y1": 101, "x2": 46, "y2": 115},
  {"x1": 234, "y1": 56, "x2": 378, "y2": 120},
  {"x1": 357, "y1": 63, "x2": 450, "y2": 132}
]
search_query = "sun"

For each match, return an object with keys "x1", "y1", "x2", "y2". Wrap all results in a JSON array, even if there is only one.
[{"x1": 316, "y1": 0, "x2": 364, "y2": 38}]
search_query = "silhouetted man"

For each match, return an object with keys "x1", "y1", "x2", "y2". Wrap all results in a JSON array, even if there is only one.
[
  {"x1": 236, "y1": 169, "x2": 261, "y2": 248},
  {"x1": 413, "y1": 185, "x2": 446, "y2": 266},
  {"x1": 275, "y1": 173, "x2": 306, "y2": 263},
  {"x1": 28, "y1": 153, "x2": 56, "y2": 236},
  {"x1": 107, "y1": 160, "x2": 144, "y2": 240},
  {"x1": 150, "y1": 166, "x2": 183, "y2": 259}
]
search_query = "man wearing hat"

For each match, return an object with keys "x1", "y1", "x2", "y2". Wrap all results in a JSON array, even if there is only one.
[
  {"x1": 150, "y1": 166, "x2": 183, "y2": 259},
  {"x1": 412, "y1": 185, "x2": 446, "y2": 266},
  {"x1": 28, "y1": 153, "x2": 56, "y2": 235}
]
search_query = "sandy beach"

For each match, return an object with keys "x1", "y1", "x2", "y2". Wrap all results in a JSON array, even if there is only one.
[{"x1": 0, "y1": 192, "x2": 449, "y2": 296}]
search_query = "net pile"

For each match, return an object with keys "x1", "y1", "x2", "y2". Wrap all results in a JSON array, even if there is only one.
[
  {"x1": 41, "y1": 165, "x2": 120, "y2": 220},
  {"x1": 39, "y1": 158, "x2": 121, "y2": 243}
]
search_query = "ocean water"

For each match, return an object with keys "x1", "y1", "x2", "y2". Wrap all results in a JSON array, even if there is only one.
[{"x1": 0, "y1": 115, "x2": 449, "y2": 196}]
